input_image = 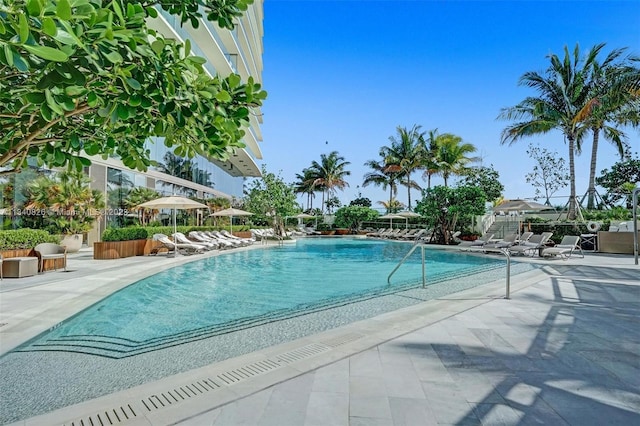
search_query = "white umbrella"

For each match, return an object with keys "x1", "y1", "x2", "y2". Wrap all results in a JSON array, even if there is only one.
[
  {"x1": 397, "y1": 211, "x2": 421, "y2": 228},
  {"x1": 137, "y1": 195, "x2": 209, "y2": 241},
  {"x1": 293, "y1": 212, "x2": 315, "y2": 227},
  {"x1": 379, "y1": 213, "x2": 404, "y2": 227},
  {"x1": 210, "y1": 207, "x2": 254, "y2": 232}
]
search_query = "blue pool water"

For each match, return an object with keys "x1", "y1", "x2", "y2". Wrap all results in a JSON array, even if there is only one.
[{"x1": 15, "y1": 238, "x2": 507, "y2": 358}]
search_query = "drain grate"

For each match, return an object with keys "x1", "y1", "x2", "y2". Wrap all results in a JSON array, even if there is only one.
[
  {"x1": 61, "y1": 333, "x2": 364, "y2": 424},
  {"x1": 64, "y1": 404, "x2": 137, "y2": 425}
]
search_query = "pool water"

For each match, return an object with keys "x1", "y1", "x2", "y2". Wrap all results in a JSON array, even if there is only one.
[{"x1": 14, "y1": 238, "x2": 506, "y2": 358}]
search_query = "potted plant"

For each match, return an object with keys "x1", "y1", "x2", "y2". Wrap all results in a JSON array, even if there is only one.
[{"x1": 24, "y1": 170, "x2": 105, "y2": 252}]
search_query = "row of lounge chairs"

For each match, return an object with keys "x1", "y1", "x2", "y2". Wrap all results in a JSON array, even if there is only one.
[
  {"x1": 366, "y1": 228, "x2": 429, "y2": 240},
  {"x1": 152, "y1": 230, "x2": 254, "y2": 255},
  {"x1": 462, "y1": 231, "x2": 584, "y2": 259}
]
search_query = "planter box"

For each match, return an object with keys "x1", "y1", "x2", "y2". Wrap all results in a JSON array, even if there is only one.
[
  {"x1": 94, "y1": 239, "x2": 164, "y2": 259},
  {"x1": 597, "y1": 231, "x2": 638, "y2": 254},
  {"x1": 233, "y1": 231, "x2": 253, "y2": 239}
]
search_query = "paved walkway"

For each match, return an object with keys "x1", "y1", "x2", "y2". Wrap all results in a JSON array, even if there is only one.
[{"x1": 1, "y1": 246, "x2": 639, "y2": 425}]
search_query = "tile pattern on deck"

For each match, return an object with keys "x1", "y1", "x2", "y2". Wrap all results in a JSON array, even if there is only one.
[{"x1": 184, "y1": 264, "x2": 640, "y2": 426}]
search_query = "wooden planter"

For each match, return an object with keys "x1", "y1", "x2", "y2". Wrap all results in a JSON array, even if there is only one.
[
  {"x1": 335, "y1": 229, "x2": 350, "y2": 235},
  {"x1": 93, "y1": 239, "x2": 164, "y2": 259},
  {"x1": 0, "y1": 249, "x2": 63, "y2": 272}
]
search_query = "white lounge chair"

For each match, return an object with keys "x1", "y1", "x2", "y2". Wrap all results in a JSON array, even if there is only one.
[
  {"x1": 173, "y1": 232, "x2": 215, "y2": 250},
  {"x1": 541, "y1": 235, "x2": 584, "y2": 260},
  {"x1": 188, "y1": 231, "x2": 220, "y2": 249},
  {"x1": 508, "y1": 232, "x2": 553, "y2": 256},
  {"x1": 153, "y1": 234, "x2": 204, "y2": 255},
  {"x1": 468, "y1": 232, "x2": 495, "y2": 247}
]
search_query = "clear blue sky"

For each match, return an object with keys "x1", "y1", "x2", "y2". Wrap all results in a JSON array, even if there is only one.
[{"x1": 258, "y1": 0, "x2": 640, "y2": 210}]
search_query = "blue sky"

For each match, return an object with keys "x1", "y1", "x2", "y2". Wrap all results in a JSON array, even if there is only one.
[{"x1": 258, "y1": 0, "x2": 640, "y2": 210}]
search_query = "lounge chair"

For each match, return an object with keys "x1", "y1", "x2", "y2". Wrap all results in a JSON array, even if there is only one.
[
  {"x1": 34, "y1": 243, "x2": 67, "y2": 273},
  {"x1": 467, "y1": 232, "x2": 495, "y2": 247},
  {"x1": 508, "y1": 232, "x2": 553, "y2": 256},
  {"x1": 483, "y1": 232, "x2": 521, "y2": 250},
  {"x1": 541, "y1": 236, "x2": 584, "y2": 260},
  {"x1": 173, "y1": 232, "x2": 215, "y2": 250},
  {"x1": 188, "y1": 231, "x2": 220, "y2": 249},
  {"x1": 221, "y1": 229, "x2": 254, "y2": 245},
  {"x1": 204, "y1": 231, "x2": 237, "y2": 248},
  {"x1": 153, "y1": 234, "x2": 205, "y2": 255}
]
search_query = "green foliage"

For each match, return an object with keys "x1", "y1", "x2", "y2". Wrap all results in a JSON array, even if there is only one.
[
  {"x1": 459, "y1": 165, "x2": 504, "y2": 202},
  {"x1": 0, "y1": 228, "x2": 59, "y2": 250},
  {"x1": 0, "y1": 0, "x2": 266, "y2": 172},
  {"x1": 596, "y1": 156, "x2": 640, "y2": 208},
  {"x1": 349, "y1": 197, "x2": 372, "y2": 207},
  {"x1": 415, "y1": 185, "x2": 486, "y2": 244},
  {"x1": 243, "y1": 165, "x2": 298, "y2": 233},
  {"x1": 22, "y1": 170, "x2": 105, "y2": 234},
  {"x1": 334, "y1": 206, "x2": 379, "y2": 230},
  {"x1": 101, "y1": 227, "x2": 148, "y2": 242}
]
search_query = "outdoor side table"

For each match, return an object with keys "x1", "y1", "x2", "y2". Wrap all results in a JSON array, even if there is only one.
[
  {"x1": 2, "y1": 257, "x2": 39, "y2": 278},
  {"x1": 580, "y1": 234, "x2": 598, "y2": 252}
]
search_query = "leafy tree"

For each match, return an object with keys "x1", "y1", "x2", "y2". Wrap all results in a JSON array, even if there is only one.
[
  {"x1": 243, "y1": 165, "x2": 298, "y2": 235},
  {"x1": 525, "y1": 143, "x2": 569, "y2": 205},
  {"x1": 459, "y1": 165, "x2": 504, "y2": 203},
  {"x1": 383, "y1": 125, "x2": 425, "y2": 209},
  {"x1": 307, "y1": 151, "x2": 351, "y2": 213},
  {"x1": 0, "y1": 0, "x2": 266, "y2": 172},
  {"x1": 349, "y1": 197, "x2": 371, "y2": 207},
  {"x1": 415, "y1": 185, "x2": 486, "y2": 245},
  {"x1": 499, "y1": 44, "x2": 605, "y2": 219},
  {"x1": 334, "y1": 205, "x2": 379, "y2": 232},
  {"x1": 596, "y1": 155, "x2": 640, "y2": 208}
]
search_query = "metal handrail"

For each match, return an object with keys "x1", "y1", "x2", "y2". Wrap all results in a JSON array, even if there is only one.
[{"x1": 388, "y1": 243, "x2": 512, "y2": 299}]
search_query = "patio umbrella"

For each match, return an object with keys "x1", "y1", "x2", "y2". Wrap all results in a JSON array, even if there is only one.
[
  {"x1": 379, "y1": 213, "x2": 404, "y2": 227},
  {"x1": 293, "y1": 212, "x2": 316, "y2": 227},
  {"x1": 210, "y1": 207, "x2": 254, "y2": 232},
  {"x1": 397, "y1": 211, "x2": 421, "y2": 228},
  {"x1": 137, "y1": 195, "x2": 209, "y2": 241}
]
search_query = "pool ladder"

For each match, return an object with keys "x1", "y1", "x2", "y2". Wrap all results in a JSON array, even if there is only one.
[{"x1": 387, "y1": 242, "x2": 513, "y2": 299}]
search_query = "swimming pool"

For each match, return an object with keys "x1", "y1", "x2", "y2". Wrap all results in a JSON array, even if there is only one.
[
  {"x1": 1, "y1": 238, "x2": 538, "y2": 424},
  {"x1": 14, "y1": 238, "x2": 507, "y2": 359}
]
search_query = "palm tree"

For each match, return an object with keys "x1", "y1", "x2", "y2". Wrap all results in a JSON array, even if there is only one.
[
  {"x1": 362, "y1": 158, "x2": 400, "y2": 210},
  {"x1": 377, "y1": 198, "x2": 404, "y2": 214},
  {"x1": 499, "y1": 43, "x2": 602, "y2": 219},
  {"x1": 124, "y1": 187, "x2": 161, "y2": 225},
  {"x1": 307, "y1": 151, "x2": 351, "y2": 213},
  {"x1": 382, "y1": 125, "x2": 425, "y2": 210},
  {"x1": 293, "y1": 168, "x2": 317, "y2": 211},
  {"x1": 581, "y1": 47, "x2": 640, "y2": 208},
  {"x1": 421, "y1": 129, "x2": 441, "y2": 189},
  {"x1": 434, "y1": 133, "x2": 477, "y2": 186}
]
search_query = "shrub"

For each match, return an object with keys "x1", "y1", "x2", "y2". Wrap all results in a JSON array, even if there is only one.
[
  {"x1": 101, "y1": 227, "x2": 148, "y2": 242},
  {"x1": 0, "y1": 229, "x2": 60, "y2": 250}
]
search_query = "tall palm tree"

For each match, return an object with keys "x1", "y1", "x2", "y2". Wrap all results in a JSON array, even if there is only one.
[
  {"x1": 362, "y1": 158, "x2": 400, "y2": 210},
  {"x1": 420, "y1": 128, "x2": 443, "y2": 189},
  {"x1": 382, "y1": 125, "x2": 425, "y2": 210},
  {"x1": 307, "y1": 151, "x2": 351, "y2": 213},
  {"x1": 499, "y1": 43, "x2": 602, "y2": 219},
  {"x1": 581, "y1": 47, "x2": 640, "y2": 208},
  {"x1": 293, "y1": 168, "x2": 317, "y2": 211},
  {"x1": 434, "y1": 133, "x2": 477, "y2": 186}
]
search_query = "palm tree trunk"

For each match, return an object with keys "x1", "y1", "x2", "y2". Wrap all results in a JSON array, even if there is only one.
[
  {"x1": 568, "y1": 136, "x2": 577, "y2": 220},
  {"x1": 587, "y1": 127, "x2": 599, "y2": 209},
  {"x1": 406, "y1": 175, "x2": 412, "y2": 210}
]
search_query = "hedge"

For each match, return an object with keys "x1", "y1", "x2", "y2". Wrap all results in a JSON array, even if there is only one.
[
  {"x1": 101, "y1": 227, "x2": 148, "y2": 242},
  {"x1": 0, "y1": 229, "x2": 60, "y2": 250}
]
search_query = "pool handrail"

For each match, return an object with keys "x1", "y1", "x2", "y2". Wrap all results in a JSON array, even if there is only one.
[{"x1": 388, "y1": 244, "x2": 512, "y2": 299}]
